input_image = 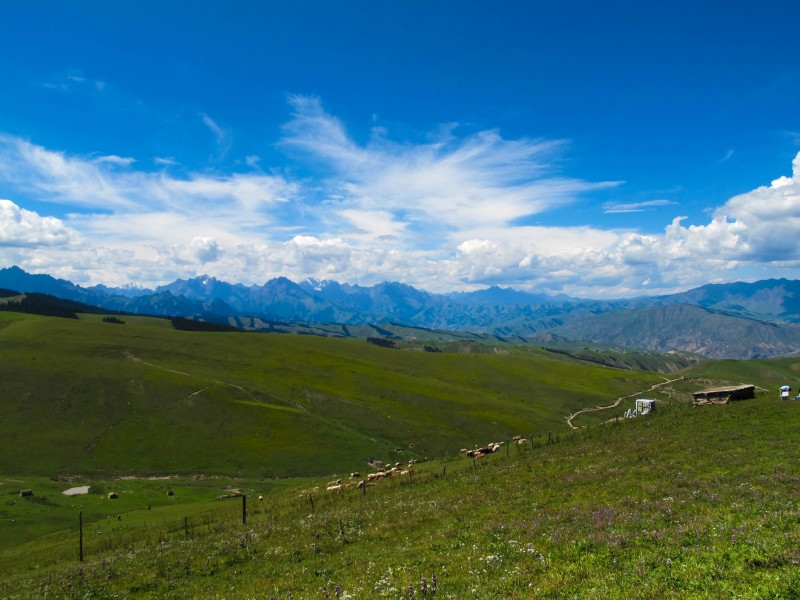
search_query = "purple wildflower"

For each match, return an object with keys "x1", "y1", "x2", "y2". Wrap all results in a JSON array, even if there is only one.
[{"x1": 421, "y1": 576, "x2": 428, "y2": 596}]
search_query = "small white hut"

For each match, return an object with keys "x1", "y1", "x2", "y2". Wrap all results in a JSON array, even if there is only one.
[{"x1": 635, "y1": 398, "x2": 655, "y2": 415}]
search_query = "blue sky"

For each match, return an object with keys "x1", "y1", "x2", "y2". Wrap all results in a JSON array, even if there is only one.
[{"x1": 0, "y1": 1, "x2": 799, "y2": 297}]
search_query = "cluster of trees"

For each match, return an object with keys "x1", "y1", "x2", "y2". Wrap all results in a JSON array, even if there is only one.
[
  {"x1": 170, "y1": 317, "x2": 241, "y2": 332},
  {"x1": 366, "y1": 337, "x2": 397, "y2": 348},
  {"x1": 0, "y1": 293, "x2": 80, "y2": 319}
]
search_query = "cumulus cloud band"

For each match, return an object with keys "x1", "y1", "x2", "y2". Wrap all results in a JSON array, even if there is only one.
[{"x1": 0, "y1": 101, "x2": 799, "y2": 297}]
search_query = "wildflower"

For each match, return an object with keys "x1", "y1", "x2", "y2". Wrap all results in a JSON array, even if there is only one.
[
  {"x1": 432, "y1": 573, "x2": 437, "y2": 594},
  {"x1": 421, "y1": 576, "x2": 427, "y2": 596},
  {"x1": 408, "y1": 583, "x2": 415, "y2": 598},
  {"x1": 334, "y1": 585, "x2": 341, "y2": 598},
  {"x1": 321, "y1": 586, "x2": 329, "y2": 598}
]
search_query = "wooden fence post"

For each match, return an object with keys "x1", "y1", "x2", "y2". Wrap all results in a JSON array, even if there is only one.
[
  {"x1": 242, "y1": 494, "x2": 247, "y2": 525},
  {"x1": 79, "y1": 510, "x2": 83, "y2": 562},
  {"x1": 309, "y1": 493, "x2": 315, "y2": 515}
]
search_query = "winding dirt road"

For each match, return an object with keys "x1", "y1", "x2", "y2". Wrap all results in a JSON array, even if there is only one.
[{"x1": 565, "y1": 376, "x2": 684, "y2": 429}]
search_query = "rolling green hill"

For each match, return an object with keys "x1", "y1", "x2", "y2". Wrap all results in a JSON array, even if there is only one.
[
  {"x1": 3, "y1": 310, "x2": 800, "y2": 596},
  {"x1": 0, "y1": 311, "x2": 663, "y2": 479},
  {"x1": 2, "y1": 387, "x2": 798, "y2": 598}
]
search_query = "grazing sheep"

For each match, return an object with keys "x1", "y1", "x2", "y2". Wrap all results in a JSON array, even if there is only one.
[
  {"x1": 326, "y1": 484, "x2": 343, "y2": 493},
  {"x1": 298, "y1": 486, "x2": 320, "y2": 499},
  {"x1": 466, "y1": 442, "x2": 503, "y2": 458}
]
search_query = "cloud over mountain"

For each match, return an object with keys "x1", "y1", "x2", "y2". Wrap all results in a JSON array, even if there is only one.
[{"x1": 0, "y1": 104, "x2": 799, "y2": 296}]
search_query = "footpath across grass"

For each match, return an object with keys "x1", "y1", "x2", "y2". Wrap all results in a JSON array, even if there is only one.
[{"x1": 2, "y1": 395, "x2": 799, "y2": 598}]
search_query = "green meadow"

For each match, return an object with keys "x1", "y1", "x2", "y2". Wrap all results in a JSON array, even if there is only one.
[
  {"x1": 2, "y1": 396, "x2": 799, "y2": 598},
  {"x1": 1, "y1": 311, "x2": 799, "y2": 597},
  {"x1": 0, "y1": 311, "x2": 663, "y2": 478}
]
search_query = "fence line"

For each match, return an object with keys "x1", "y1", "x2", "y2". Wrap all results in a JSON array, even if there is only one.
[{"x1": 51, "y1": 410, "x2": 677, "y2": 567}]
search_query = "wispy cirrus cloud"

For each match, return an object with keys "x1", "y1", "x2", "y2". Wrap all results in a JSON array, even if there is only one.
[
  {"x1": 201, "y1": 113, "x2": 233, "y2": 160},
  {"x1": 0, "y1": 134, "x2": 295, "y2": 218},
  {"x1": 281, "y1": 95, "x2": 618, "y2": 245},
  {"x1": 603, "y1": 199, "x2": 676, "y2": 213},
  {"x1": 41, "y1": 69, "x2": 106, "y2": 94},
  {"x1": 93, "y1": 154, "x2": 136, "y2": 167}
]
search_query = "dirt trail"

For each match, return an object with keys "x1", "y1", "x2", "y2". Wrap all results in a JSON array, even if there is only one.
[
  {"x1": 122, "y1": 349, "x2": 310, "y2": 414},
  {"x1": 86, "y1": 402, "x2": 136, "y2": 454},
  {"x1": 565, "y1": 376, "x2": 684, "y2": 429}
]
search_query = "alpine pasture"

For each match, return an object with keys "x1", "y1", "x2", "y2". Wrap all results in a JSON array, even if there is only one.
[{"x1": 1, "y1": 311, "x2": 799, "y2": 597}]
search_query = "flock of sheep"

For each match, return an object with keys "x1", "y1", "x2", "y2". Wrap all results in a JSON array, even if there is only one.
[
  {"x1": 461, "y1": 436, "x2": 528, "y2": 458},
  {"x1": 314, "y1": 436, "x2": 529, "y2": 495},
  {"x1": 323, "y1": 459, "x2": 418, "y2": 493}
]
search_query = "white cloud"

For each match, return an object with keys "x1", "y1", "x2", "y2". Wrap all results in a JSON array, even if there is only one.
[
  {"x1": 661, "y1": 152, "x2": 800, "y2": 264},
  {"x1": 339, "y1": 209, "x2": 407, "y2": 241},
  {"x1": 201, "y1": 113, "x2": 232, "y2": 159},
  {"x1": 41, "y1": 70, "x2": 106, "y2": 95},
  {"x1": 0, "y1": 134, "x2": 296, "y2": 220},
  {"x1": 0, "y1": 199, "x2": 78, "y2": 247},
  {"x1": 603, "y1": 199, "x2": 675, "y2": 213},
  {"x1": 2, "y1": 100, "x2": 800, "y2": 299},
  {"x1": 94, "y1": 154, "x2": 136, "y2": 167},
  {"x1": 282, "y1": 96, "x2": 617, "y2": 240}
]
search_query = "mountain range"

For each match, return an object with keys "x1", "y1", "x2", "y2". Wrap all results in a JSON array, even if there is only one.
[{"x1": 2, "y1": 265, "x2": 800, "y2": 360}]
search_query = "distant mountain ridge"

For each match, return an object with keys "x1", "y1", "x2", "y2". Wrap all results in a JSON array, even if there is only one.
[
  {"x1": 3, "y1": 265, "x2": 800, "y2": 359},
  {"x1": 553, "y1": 303, "x2": 800, "y2": 360},
  {"x1": 653, "y1": 278, "x2": 800, "y2": 323}
]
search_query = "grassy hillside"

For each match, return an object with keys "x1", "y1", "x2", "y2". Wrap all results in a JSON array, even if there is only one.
[
  {"x1": 1, "y1": 394, "x2": 798, "y2": 598},
  {"x1": 0, "y1": 312, "x2": 662, "y2": 479}
]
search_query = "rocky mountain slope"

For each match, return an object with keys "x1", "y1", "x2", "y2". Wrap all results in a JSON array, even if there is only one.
[{"x1": 3, "y1": 265, "x2": 800, "y2": 358}]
